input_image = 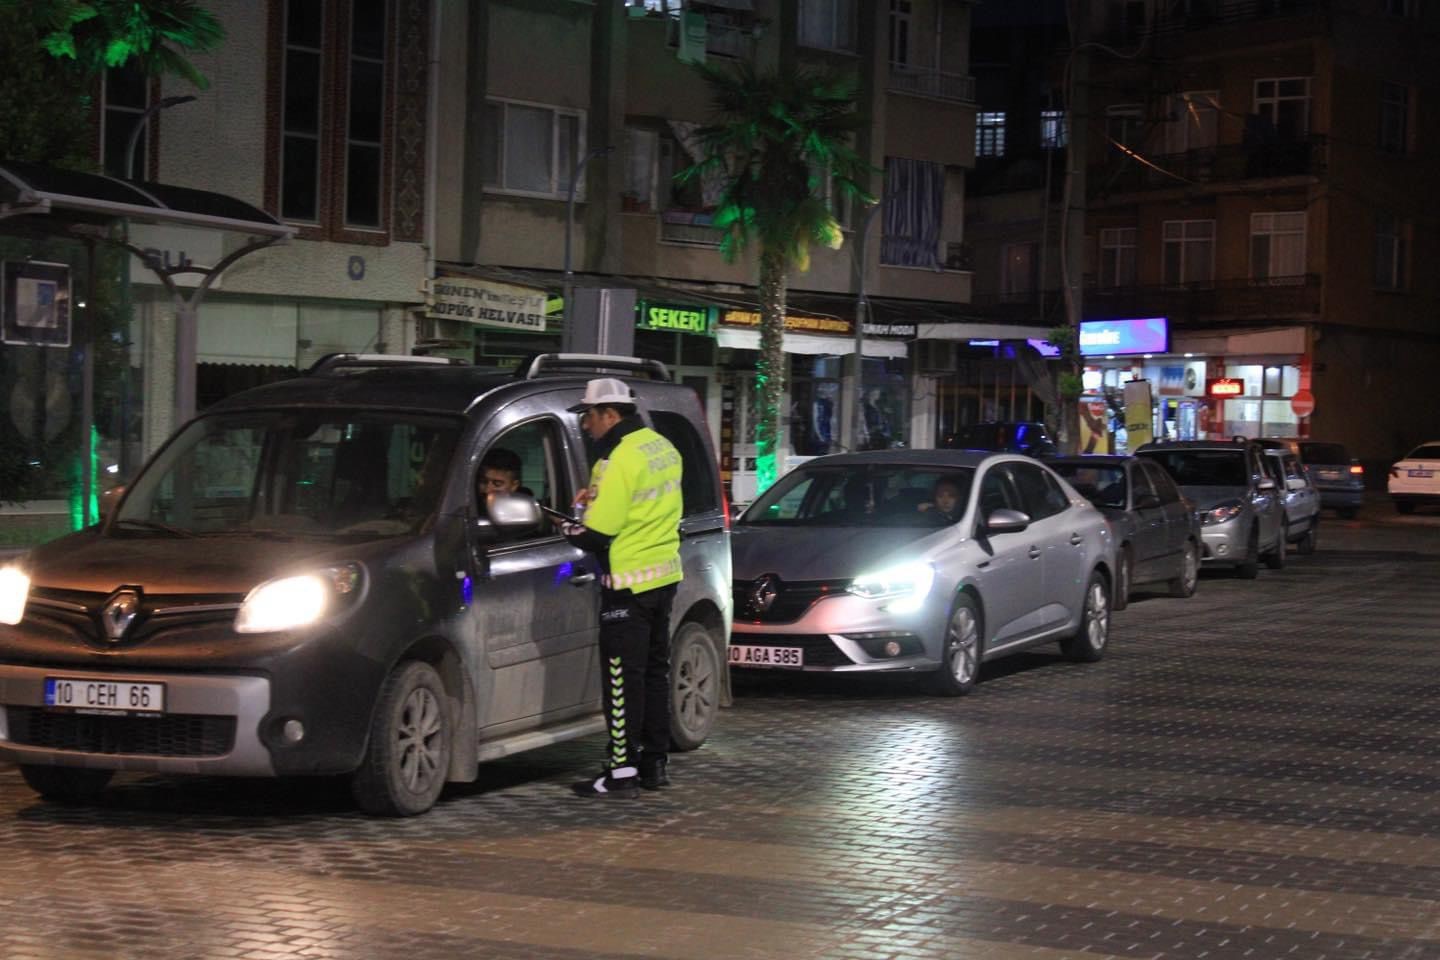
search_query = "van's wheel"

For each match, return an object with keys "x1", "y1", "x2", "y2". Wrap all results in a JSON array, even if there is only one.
[
  {"x1": 19, "y1": 765, "x2": 113, "y2": 802},
  {"x1": 1112, "y1": 546, "x2": 1132, "y2": 611},
  {"x1": 1060, "y1": 570, "x2": 1110, "y2": 663},
  {"x1": 1167, "y1": 540, "x2": 1199, "y2": 598},
  {"x1": 1265, "y1": 520, "x2": 1288, "y2": 569},
  {"x1": 930, "y1": 593, "x2": 982, "y2": 696},
  {"x1": 1234, "y1": 528, "x2": 1260, "y2": 579},
  {"x1": 352, "y1": 660, "x2": 451, "y2": 817},
  {"x1": 1296, "y1": 517, "x2": 1319, "y2": 555},
  {"x1": 670, "y1": 621, "x2": 720, "y2": 751}
]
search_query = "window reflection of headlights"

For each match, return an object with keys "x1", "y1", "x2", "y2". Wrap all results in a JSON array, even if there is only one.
[
  {"x1": 235, "y1": 564, "x2": 362, "y2": 634},
  {"x1": 0, "y1": 566, "x2": 30, "y2": 626},
  {"x1": 847, "y1": 563, "x2": 936, "y2": 613},
  {"x1": 1200, "y1": 502, "x2": 1244, "y2": 526}
]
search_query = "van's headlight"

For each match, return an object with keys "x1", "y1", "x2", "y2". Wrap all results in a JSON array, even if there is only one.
[
  {"x1": 235, "y1": 564, "x2": 362, "y2": 634},
  {"x1": 1199, "y1": 501, "x2": 1244, "y2": 526},
  {"x1": 0, "y1": 566, "x2": 30, "y2": 626},
  {"x1": 847, "y1": 562, "x2": 936, "y2": 613}
]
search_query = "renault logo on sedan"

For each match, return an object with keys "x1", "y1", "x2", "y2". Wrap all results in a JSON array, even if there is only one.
[
  {"x1": 101, "y1": 589, "x2": 142, "y2": 643},
  {"x1": 747, "y1": 574, "x2": 780, "y2": 616}
]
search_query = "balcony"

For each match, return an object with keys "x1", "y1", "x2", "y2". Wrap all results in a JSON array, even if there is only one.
[
  {"x1": 1084, "y1": 275, "x2": 1322, "y2": 322},
  {"x1": 659, "y1": 210, "x2": 722, "y2": 247},
  {"x1": 1098, "y1": 0, "x2": 1326, "y2": 45},
  {"x1": 887, "y1": 64, "x2": 976, "y2": 104},
  {"x1": 1094, "y1": 136, "x2": 1327, "y2": 197},
  {"x1": 665, "y1": 13, "x2": 755, "y2": 60}
]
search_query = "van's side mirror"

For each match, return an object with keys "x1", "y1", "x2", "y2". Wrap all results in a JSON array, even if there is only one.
[
  {"x1": 488, "y1": 492, "x2": 542, "y2": 529},
  {"x1": 98, "y1": 484, "x2": 126, "y2": 522}
]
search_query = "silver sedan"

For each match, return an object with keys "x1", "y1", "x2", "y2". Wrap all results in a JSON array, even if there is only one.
[{"x1": 730, "y1": 451, "x2": 1118, "y2": 695}]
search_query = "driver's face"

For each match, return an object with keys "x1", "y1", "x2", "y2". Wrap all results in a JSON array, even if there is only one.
[
  {"x1": 481, "y1": 470, "x2": 519, "y2": 494},
  {"x1": 934, "y1": 484, "x2": 960, "y2": 513}
]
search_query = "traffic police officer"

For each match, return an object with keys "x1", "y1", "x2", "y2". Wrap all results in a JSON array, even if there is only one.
[{"x1": 563, "y1": 378, "x2": 684, "y2": 798}]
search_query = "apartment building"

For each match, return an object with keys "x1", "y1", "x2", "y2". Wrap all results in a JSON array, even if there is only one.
[
  {"x1": 1080, "y1": 0, "x2": 1440, "y2": 462},
  {"x1": 429, "y1": 0, "x2": 982, "y2": 500}
]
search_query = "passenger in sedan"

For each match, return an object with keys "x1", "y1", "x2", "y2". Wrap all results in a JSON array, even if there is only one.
[{"x1": 919, "y1": 476, "x2": 965, "y2": 524}]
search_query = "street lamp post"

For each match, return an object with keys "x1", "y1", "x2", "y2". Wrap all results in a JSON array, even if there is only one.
[
  {"x1": 562, "y1": 144, "x2": 615, "y2": 330},
  {"x1": 124, "y1": 95, "x2": 197, "y2": 180}
]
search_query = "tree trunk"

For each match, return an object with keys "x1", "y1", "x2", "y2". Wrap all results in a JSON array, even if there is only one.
[{"x1": 755, "y1": 248, "x2": 787, "y2": 495}]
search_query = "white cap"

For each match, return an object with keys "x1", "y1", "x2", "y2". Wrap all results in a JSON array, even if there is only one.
[{"x1": 568, "y1": 377, "x2": 635, "y2": 412}]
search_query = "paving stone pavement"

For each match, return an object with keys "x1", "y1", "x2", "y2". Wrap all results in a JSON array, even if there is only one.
[{"x1": 2, "y1": 510, "x2": 1439, "y2": 959}]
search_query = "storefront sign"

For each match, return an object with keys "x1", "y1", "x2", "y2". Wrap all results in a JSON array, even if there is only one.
[
  {"x1": 722, "y1": 310, "x2": 851, "y2": 336},
  {"x1": 1027, "y1": 338, "x2": 1061, "y2": 357},
  {"x1": 428, "y1": 276, "x2": 546, "y2": 331},
  {"x1": 1207, "y1": 378, "x2": 1244, "y2": 397},
  {"x1": 2, "y1": 260, "x2": 71, "y2": 347},
  {"x1": 1079, "y1": 317, "x2": 1168, "y2": 356},
  {"x1": 864, "y1": 323, "x2": 917, "y2": 338},
  {"x1": 638, "y1": 301, "x2": 714, "y2": 335}
]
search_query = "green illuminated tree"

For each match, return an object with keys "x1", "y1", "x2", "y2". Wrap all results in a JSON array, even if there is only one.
[{"x1": 683, "y1": 63, "x2": 871, "y2": 494}]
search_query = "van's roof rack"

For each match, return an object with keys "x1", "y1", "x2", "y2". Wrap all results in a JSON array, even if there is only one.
[
  {"x1": 518, "y1": 353, "x2": 672, "y2": 382},
  {"x1": 306, "y1": 353, "x2": 468, "y2": 375}
]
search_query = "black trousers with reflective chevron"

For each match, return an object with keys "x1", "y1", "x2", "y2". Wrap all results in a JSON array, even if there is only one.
[{"x1": 598, "y1": 584, "x2": 675, "y2": 772}]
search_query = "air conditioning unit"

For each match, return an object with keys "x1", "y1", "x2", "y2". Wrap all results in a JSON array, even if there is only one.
[{"x1": 916, "y1": 340, "x2": 957, "y2": 373}]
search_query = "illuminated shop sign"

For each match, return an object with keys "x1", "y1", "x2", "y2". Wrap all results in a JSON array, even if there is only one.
[
  {"x1": 1027, "y1": 338, "x2": 1061, "y2": 357},
  {"x1": 637, "y1": 301, "x2": 714, "y2": 335},
  {"x1": 721, "y1": 309, "x2": 852, "y2": 336},
  {"x1": 1078, "y1": 317, "x2": 1169, "y2": 356},
  {"x1": 1207, "y1": 378, "x2": 1245, "y2": 397}
]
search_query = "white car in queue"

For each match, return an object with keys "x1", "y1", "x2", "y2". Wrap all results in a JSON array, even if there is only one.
[
  {"x1": 728, "y1": 450, "x2": 1118, "y2": 695},
  {"x1": 1389, "y1": 441, "x2": 1440, "y2": 514}
]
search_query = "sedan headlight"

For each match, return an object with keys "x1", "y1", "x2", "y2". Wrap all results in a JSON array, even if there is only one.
[
  {"x1": 847, "y1": 562, "x2": 936, "y2": 613},
  {"x1": 235, "y1": 564, "x2": 362, "y2": 634},
  {"x1": 1199, "y1": 501, "x2": 1244, "y2": 526},
  {"x1": 0, "y1": 566, "x2": 30, "y2": 626}
]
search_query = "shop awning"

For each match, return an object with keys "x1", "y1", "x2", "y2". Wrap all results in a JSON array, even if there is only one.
[
  {"x1": 0, "y1": 160, "x2": 293, "y2": 238},
  {"x1": 914, "y1": 321, "x2": 1052, "y2": 341},
  {"x1": 715, "y1": 326, "x2": 907, "y2": 358}
]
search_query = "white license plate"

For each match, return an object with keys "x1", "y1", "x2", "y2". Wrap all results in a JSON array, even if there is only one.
[
  {"x1": 43, "y1": 677, "x2": 166, "y2": 716},
  {"x1": 1409, "y1": 469, "x2": 1434, "y2": 478},
  {"x1": 728, "y1": 645, "x2": 804, "y2": 669},
  {"x1": 1317, "y1": 470, "x2": 1341, "y2": 481}
]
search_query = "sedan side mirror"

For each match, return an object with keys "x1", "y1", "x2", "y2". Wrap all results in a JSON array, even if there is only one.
[
  {"x1": 983, "y1": 508, "x2": 1032, "y2": 535},
  {"x1": 1257, "y1": 478, "x2": 1277, "y2": 492},
  {"x1": 1134, "y1": 492, "x2": 1161, "y2": 509},
  {"x1": 1286, "y1": 477, "x2": 1308, "y2": 491}
]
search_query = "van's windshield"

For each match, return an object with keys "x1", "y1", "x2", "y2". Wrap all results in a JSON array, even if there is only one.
[{"x1": 112, "y1": 411, "x2": 464, "y2": 541}]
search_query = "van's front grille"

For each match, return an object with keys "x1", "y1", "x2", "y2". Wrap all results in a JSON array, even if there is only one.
[{"x1": 5, "y1": 706, "x2": 236, "y2": 757}]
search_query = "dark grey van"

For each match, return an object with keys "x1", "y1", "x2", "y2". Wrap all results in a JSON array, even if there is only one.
[{"x1": 0, "y1": 354, "x2": 731, "y2": 815}]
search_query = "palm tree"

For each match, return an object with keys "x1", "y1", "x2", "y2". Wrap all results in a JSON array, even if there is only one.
[
  {"x1": 683, "y1": 63, "x2": 872, "y2": 494},
  {"x1": 31, "y1": 0, "x2": 224, "y2": 88}
]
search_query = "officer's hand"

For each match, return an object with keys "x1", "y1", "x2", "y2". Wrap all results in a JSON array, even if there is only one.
[{"x1": 561, "y1": 521, "x2": 587, "y2": 539}]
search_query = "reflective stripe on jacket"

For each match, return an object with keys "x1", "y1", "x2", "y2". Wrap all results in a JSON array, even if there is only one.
[{"x1": 584, "y1": 426, "x2": 683, "y2": 594}]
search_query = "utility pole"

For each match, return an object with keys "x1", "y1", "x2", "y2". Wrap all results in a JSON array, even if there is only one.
[{"x1": 1060, "y1": 1, "x2": 1090, "y2": 454}]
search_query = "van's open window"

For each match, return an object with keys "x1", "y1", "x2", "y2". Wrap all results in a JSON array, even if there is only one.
[
  {"x1": 111, "y1": 412, "x2": 463, "y2": 541},
  {"x1": 477, "y1": 418, "x2": 571, "y2": 541}
]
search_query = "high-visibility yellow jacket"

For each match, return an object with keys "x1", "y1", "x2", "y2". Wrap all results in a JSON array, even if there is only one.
[{"x1": 583, "y1": 422, "x2": 683, "y2": 593}]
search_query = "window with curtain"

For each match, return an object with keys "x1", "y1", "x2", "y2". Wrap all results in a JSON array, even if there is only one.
[
  {"x1": 1099, "y1": 227, "x2": 1136, "y2": 288},
  {"x1": 976, "y1": 112, "x2": 1006, "y2": 157},
  {"x1": 799, "y1": 0, "x2": 856, "y2": 52},
  {"x1": 1374, "y1": 212, "x2": 1408, "y2": 290},
  {"x1": 880, "y1": 157, "x2": 942, "y2": 268},
  {"x1": 1162, "y1": 91, "x2": 1218, "y2": 155},
  {"x1": 1162, "y1": 219, "x2": 1214, "y2": 286},
  {"x1": 483, "y1": 99, "x2": 585, "y2": 199},
  {"x1": 1380, "y1": 81, "x2": 1410, "y2": 154},
  {"x1": 1250, "y1": 212, "x2": 1306, "y2": 282},
  {"x1": 1254, "y1": 77, "x2": 1311, "y2": 140}
]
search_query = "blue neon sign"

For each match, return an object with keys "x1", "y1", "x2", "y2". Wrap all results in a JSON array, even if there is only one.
[{"x1": 1079, "y1": 317, "x2": 1169, "y2": 356}]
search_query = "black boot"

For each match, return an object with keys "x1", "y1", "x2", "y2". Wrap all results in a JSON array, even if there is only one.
[
  {"x1": 639, "y1": 755, "x2": 670, "y2": 790},
  {"x1": 571, "y1": 771, "x2": 640, "y2": 798}
]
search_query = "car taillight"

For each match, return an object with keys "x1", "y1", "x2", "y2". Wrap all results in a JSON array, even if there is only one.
[
  {"x1": 1390, "y1": 465, "x2": 1400, "y2": 478},
  {"x1": 1350, "y1": 464, "x2": 1364, "y2": 475}
]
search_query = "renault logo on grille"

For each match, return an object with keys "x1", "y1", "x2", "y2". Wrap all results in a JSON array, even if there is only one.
[
  {"x1": 746, "y1": 574, "x2": 781, "y2": 617},
  {"x1": 101, "y1": 589, "x2": 142, "y2": 643}
]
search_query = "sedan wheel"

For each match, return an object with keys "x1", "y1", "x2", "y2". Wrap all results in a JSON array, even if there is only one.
[
  {"x1": 930, "y1": 594, "x2": 981, "y2": 696},
  {"x1": 1167, "y1": 540, "x2": 1199, "y2": 598},
  {"x1": 1060, "y1": 571, "x2": 1110, "y2": 663}
]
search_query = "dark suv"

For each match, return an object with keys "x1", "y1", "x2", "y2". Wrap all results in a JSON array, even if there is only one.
[
  {"x1": 0, "y1": 354, "x2": 732, "y2": 815},
  {"x1": 943, "y1": 421, "x2": 1058, "y2": 457}
]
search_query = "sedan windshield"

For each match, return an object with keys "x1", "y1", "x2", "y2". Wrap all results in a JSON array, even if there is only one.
[
  {"x1": 1049, "y1": 463, "x2": 1126, "y2": 509},
  {"x1": 1138, "y1": 451, "x2": 1247, "y2": 487},
  {"x1": 740, "y1": 465, "x2": 975, "y2": 527},
  {"x1": 113, "y1": 411, "x2": 463, "y2": 541}
]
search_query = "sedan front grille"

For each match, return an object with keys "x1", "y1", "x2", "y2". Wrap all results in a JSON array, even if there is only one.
[
  {"x1": 731, "y1": 579, "x2": 849, "y2": 624},
  {"x1": 5, "y1": 706, "x2": 236, "y2": 758}
]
